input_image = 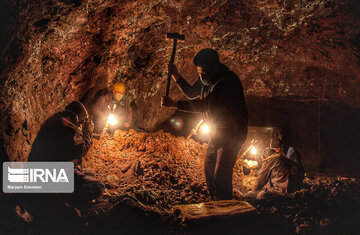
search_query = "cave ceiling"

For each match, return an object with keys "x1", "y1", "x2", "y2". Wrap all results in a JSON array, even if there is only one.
[{"x1": 0, "y1": 0, "x2": 360, "y2": 161}]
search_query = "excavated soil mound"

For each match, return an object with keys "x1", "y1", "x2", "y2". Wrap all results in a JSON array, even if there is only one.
[
  {"x1": 82, "y1": 129, "x2": 250, "y2": 212},
  {"x1": 83, "y1": 129, "x2": 214, "y2": 212},
  {"x1": 1, "y1": 130, "x2": 360, "y2": 234},
  {"x1": 81, "y1": 130, "x2": 360, "y2": 234}
]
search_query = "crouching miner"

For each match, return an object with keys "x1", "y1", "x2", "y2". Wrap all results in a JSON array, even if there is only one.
[
  {"x1": 244, "y1": 137, "x2": 305, "y2": 199},
  {"x1": 162, "y1": 48, "x2": 248, "y2": 200},
  {"x1": 28, "y1": 101, "x2": 104, "y2": 203},
  {"x1": 27, "y1": 101, "x2": 104, "y2": 233}
]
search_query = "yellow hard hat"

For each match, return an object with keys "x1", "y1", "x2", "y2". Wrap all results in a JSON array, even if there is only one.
[{"x1": 113, "y1": 82, "x2": 126, "y2": 94}]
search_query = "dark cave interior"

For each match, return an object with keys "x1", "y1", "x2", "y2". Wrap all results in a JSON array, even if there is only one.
[{"x1": 1, "y1": 0, "x2": 360, "y2": 234}]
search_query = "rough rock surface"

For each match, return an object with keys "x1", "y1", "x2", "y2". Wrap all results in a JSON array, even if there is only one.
[{"x1": 1, "y1": 0, "x2": 360, "y2": 165}]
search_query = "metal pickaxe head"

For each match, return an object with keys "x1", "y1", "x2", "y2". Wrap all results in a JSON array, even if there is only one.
[{"x1": 166, "y1": 33, "x2": 185, "y2": 41}]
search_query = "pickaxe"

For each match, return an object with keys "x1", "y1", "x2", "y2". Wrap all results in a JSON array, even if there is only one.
[{"x1": 165, "y1": 32, "x2": 185, "y2": 97}]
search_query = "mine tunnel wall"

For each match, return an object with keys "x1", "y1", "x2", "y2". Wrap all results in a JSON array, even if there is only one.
[
  {"x1": 0, "y1": 0, "x2": 360, "y2": 177},
  {"x1": 247, "y1": 95, "x2": 360, "y2": 175},
  {"x1": 162, "y1": 95, "x2": 360, "y2": 175}
]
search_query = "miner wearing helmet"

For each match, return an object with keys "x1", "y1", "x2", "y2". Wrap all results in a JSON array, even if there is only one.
[
  {"x1": 113, "y1": 81, "x2": 126, "y2": 102},
  {"x1": 108, "y1": 81, "x2": 133, "y2": 133},
  {"x1": 81, "y1": 81, "x2": 133, "y2": 138}
]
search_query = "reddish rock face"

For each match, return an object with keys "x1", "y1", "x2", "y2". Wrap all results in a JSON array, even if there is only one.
[{"x1": 0, "y1": 0, "x2": 360, "y2": 171}]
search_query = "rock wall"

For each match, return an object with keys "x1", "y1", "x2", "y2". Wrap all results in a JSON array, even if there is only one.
[{"x1": 0, "y1": 0, "x2": 359, "y2": 168}]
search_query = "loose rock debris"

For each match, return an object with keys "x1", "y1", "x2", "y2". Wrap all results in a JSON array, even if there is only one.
[
  {"x1": 82, "y1": 129, "x2": 360, "y2": 234},
  {"x1": 82, "y1": 129, "x2": 251, "y2": 212},
  {"x1": 246, "y1": 176, "x2": 360, "y2": 234},
  {"x1": 1, "y1": 129, "x2": 359, "y2": 234}
]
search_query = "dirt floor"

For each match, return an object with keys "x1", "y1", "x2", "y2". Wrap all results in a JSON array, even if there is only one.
[{"x1": 1, "y1": 129, "x2": 359, "y2": 234}]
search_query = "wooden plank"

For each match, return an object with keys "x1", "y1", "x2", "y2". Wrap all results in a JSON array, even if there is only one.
[{"x1": 172, "y1": 200, "x2": 256, "y2": 222}]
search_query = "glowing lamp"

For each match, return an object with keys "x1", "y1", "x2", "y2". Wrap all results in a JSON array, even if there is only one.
[
  {"x1": 200, "y1": 123, "x2": 210, "y2": 134},
  {"x1": 250, "y1": 147, "x2": 257, "y2": 155},
  {"x1": 108, "y1": 114, "x2": 117, "y2": 125}
]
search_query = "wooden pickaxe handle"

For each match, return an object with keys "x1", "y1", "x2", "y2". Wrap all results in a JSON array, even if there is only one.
[
  {"x1": 165, "y1": 39, "x2": 177, "y2": 97},
  {"x1": 165, "y1": 33, "x2": 185, "y2": 97}
]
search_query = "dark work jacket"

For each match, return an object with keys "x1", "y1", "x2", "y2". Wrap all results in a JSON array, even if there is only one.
[
  {"x1": 176, "y1": 64, "x2": 248, "y2": 132},
  {"x1": 28, "y1": 111, "x2": 92, "y2": 163},
  {"x1": 82, "y1": 88, "x2": 113, "y2": 121},
  {"x1": 108, "y1": 100, "x2": 133, "y2": 131}
]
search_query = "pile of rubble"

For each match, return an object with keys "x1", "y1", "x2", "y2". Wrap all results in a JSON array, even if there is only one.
[
  {"x1": 79, "y1": 129, "x2": 255, "y2": 233},
  {"x1": 247, "y1": 176, "x2": 360, "y2": 234},
  {"x1": 83, "y1": 129, "x2": 212, "y2": 212},
  {"x1": 82, "y1": 130, "x2": 360, "y2": 233},
  {"x1": 83, "y1": 130, "x2": 253, "y2": 211},
  {"x1": 83, "y1": 129, "x2": 252, "y2": 213},
  {"x1": 3, "y1": 129, "x2": 359, "y2": 234}
]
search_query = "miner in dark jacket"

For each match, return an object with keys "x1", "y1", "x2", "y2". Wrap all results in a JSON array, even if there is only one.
[
  {"x1": 81, "y1": 81, "x2": 133, "y2": 138},
  {"x1": 162, "y1": 48, "x2": 248, "y2": 200},
  {"x1": 28, "y1": 101, "x2": 104, "y2": 202},
  {"x1": 81, "y1": 86, "x2": 113, "y2": 136}
]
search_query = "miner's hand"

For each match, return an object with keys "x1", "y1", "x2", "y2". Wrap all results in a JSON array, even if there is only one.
[
  {"x1": 83, "y1": 119, "x2": 94, "y2": 133},
  {"x1": 161, "y1": 96, "x2": 177, "y2": 108},
  {"x1": 168, "y1": 63, "x2": 180, "y2": 82}
]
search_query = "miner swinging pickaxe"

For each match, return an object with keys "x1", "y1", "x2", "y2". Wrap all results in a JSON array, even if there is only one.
[{"x1": 165, "y1": 32, "x2": 185, "y2": 97}]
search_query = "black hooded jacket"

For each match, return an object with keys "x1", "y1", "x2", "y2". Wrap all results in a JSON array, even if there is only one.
[
  {"x1": 176, "y1": 64, "x2": 248, "y2": 132},
  {"x1": 28, "y1": 111, "x2": 92, "y2": 163}
]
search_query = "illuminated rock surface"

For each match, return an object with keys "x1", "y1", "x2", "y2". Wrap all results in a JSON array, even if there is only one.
[
  {"x1": 1, "y1": 0, "x2": 360, "y2": 233},
  {"x1": 0, "y1": 0, "x2": 360, "y2": 170}
]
